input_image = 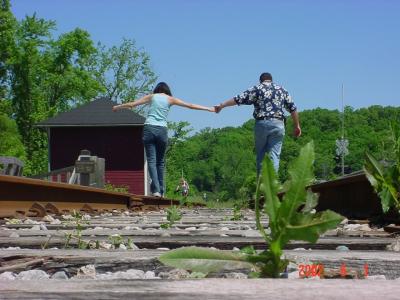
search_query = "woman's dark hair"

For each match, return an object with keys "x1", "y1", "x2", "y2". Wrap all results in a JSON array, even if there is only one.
[{"x1": 153, "y1": 82, "x2": 172, "y2": 96}]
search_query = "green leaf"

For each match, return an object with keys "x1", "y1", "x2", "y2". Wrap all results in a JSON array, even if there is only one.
[
  {"x1": 159, "y1": 247, "x2": 253, "y2": 274},
  {"x1": 259, "y1": 156, "x2": 281, "y2": 233},
  {"x1": 285, "y1": 210, "x2": 343, "y2": 243},
  {"x1": 301, "y1": 189, "x2": 319, "y2": 213},
  {"x1": 279, "y1": 142, "x2": 315, "y2": 222}
]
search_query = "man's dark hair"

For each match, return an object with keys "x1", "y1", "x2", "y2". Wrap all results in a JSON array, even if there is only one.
[
  {"x1": 259, "y1": 72, "x2": 273, "y2": 83},
  {"x1": 153, "y1": 82, "x2": 172, "y2": 96}
]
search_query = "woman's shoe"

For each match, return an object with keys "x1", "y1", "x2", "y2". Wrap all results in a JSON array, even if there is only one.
[{"x1": 152, "y1": 192, "x2": 161, "y2": 197}]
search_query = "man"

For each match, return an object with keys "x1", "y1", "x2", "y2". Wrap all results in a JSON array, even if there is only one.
[{"x1": 214, "y1": 72, "x2": 301, "y2": 174}]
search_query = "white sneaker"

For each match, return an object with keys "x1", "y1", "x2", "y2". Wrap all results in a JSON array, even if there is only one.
[{"x1": 152, "y1": 192, "x2": 161, "y2": 197}]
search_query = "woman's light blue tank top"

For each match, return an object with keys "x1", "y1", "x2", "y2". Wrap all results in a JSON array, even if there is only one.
[{"x1": 144, "y1": 94, "x2": 171, "y2": 127}]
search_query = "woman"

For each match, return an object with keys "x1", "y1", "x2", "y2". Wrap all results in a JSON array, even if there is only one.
[{"x1": 113, "y1": 82, "x2": 214, "y2": 197}]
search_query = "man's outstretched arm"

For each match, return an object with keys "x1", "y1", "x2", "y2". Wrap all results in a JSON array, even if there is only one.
[{"x1": 214, "y1": 98, "x2": 237, "y2": 113}]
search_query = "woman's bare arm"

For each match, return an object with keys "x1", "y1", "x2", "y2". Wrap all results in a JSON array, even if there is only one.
[
  {"x1": 169, "y1": 97, "x2": 215, "y2": 112},
  {"x1": 112, "y1": 94, "x2": 152, "y2": 111}
]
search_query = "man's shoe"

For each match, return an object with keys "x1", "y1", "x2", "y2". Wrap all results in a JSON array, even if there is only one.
[{"x1": 152, "y1": 192, "x2": 161, "y2": 197}]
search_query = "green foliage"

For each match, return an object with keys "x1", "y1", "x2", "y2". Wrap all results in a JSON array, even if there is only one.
[
  {"x1": 364, "y1": 122, "x2": 400, "y2": 213},
  {"x1": 63, "y1": 210, "x2": 91, "y2": 249},
  {"x1": 165, "y1": 106, "x2": 400, "y2": 201},
  {"x1": 159, "y1": 247, "x2": 253, "y2": 274},
  {"x1": 161, "y1": 205, "x2": 182, "y2": 229},
  {"x1": 0, "y1": 113, "x2": 26, "y2": 160},
  {"x1": 159, "y1": 142, "x2": 343, "y2": 278},
  {"x1": 230, "y1": 201, "x2": 245, "y2": 221},
  {"x1": 90, "y1": 38, "x2": 157, "y2": 115},
  {"x1": 254, "y1": 142, "x2": 343, "y2": 277},
  {"x1": 1, "y1": 4, "x2": 157, "y2": 175},
  {"x1": 104, "y1": 182, "x2": 130, "y2": 193}
]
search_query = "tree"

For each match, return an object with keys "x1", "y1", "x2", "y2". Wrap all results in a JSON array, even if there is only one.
[
  {"x1": 7, "y1": 13, "x2": 103, "y2": 175},
  {"x1": 0, "y1": 0, "x2": 16, "y2": 99},
  {"x1": 90, "y1": 38, "x2": 157, "y2": 115},
  {"x1": 0, "y1": 113, "x2": 26, "y2": 160}
]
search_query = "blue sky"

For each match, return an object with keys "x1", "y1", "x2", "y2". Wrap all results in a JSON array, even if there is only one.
[{"x1": 12, "y1": 0, "x2": 400, "y2": 131}]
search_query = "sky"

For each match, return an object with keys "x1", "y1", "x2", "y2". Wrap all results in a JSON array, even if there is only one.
[{"x1": 11, "y1": 0, "x2": 400, "y2": 132}]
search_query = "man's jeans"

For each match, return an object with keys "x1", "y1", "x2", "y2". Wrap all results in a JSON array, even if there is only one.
[
  {"x1": 255, "y1": 119, "x2": 285, "y2": 175},
  {"x1": 143, "y1": 124, "x2": 168, "y2": 195}
]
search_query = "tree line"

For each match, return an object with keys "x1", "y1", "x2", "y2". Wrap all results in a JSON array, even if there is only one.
[
  {"x1": 165, "y1": 106, "x2": 400, "y2": 200},
  {"x1": 0, "y1": 0, "x2": 156, "y2": 175}
]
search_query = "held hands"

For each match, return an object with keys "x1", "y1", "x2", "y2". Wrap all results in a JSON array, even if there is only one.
[{"x1": 214, "y1": 104, "x2": 223, "y2": 113}]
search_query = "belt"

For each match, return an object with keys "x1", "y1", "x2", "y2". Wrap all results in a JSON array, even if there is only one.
[{"x1": 255, "y1": 116, "x2": 284, "y2": 121}]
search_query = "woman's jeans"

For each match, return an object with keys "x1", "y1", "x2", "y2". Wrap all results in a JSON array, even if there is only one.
[
  {"x1": 143, "y1": 124, "x2": 168, "y2": 195},
  {"x1": 254, "y1": 119, "x2": 285, "y2": 175}
]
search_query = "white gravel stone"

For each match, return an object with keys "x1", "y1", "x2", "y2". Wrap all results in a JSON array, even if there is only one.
[
  {"x1": 386, "y1": 239, "x2": 400, "y2": 252},
  {"x1": 50, "y1": 219, "x2": 61, "y2": 225},
  {"x1": 232, "y1": 247, "x2": 240, "y2": 251},
  {"x1": 119, "y1": 244, "x2": 127, "y2": 250},
  {"x1": 243, "y1": 230, "x2": 261, "y2": 238},
  {"x1": 292, "y1": 248, "x2": 307, "y2": 251},
  {"x1": 185, "y1": 227, "x2": 197, "y2": 231},
  {"x1": 0, "y1": 272, "x2": 16, "y2": 280},
  {"x1": 40, "y1": 224, "x2": 48, "y2": 231},
  {"x1": 223, "y1": 272, "x2": 248, "y2": 279},
  {"x1": 161, "y1": 232, "x2": 171, "y2": 237},
  {"x1": 30, "y1": 225, "x2": 41, "y2": 230},
  {"x1": 220, "y1": 234, "x2": 228, "y2": 237},
  {"x1": 23, "y1": 219, "x2": 40, "y2": 225},
  {"x1": 92, "y1": 227, "x2": 104, "y2": 230},
  {"x1": 16, "y1": 270, "x2": 50, "y2": 280},
  {"x1": 99, "y1": 242, "x2": 112, "y2": 250},
  {"x1": 336, "y1": 245, "x2": 350, "y2": 251},
  {"x1": 42, "y1": 215, "x2": 55, "y2": 223},
  {"x1": 50, "y1": 271, "x2": 69, "y2": 279},
  {"x1": 159, "y1": 269, "x2": 190, "y2": 279},
  {"x1": 76, "y1": 265, "x2": 96, "y2": 279},
  {"x1": 144, "y1": 271, "x2": 156, "y2": 279},
  {"x1": 156, "y1": 247, "x2": 170, "y2": 251},
  {"x1": 220, "y1": 227, "x2": 230, "y2": 231},
  {"x1": 4, "y1": 247, "x2": 21, "y2": 250}
]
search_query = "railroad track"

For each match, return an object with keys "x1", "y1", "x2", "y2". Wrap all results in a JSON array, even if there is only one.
[{"x1": 0, "y1": 175, "x2": 181, "y2": 218}]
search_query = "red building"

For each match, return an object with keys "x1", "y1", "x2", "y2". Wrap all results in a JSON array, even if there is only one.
[{"x1": 37, "y1": 98, "x2": 148, "y2": 195}]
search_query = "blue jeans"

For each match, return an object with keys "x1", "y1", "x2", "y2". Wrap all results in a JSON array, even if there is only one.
[
  {"x1": 255, "y1": 119, "x2": 285, "y2": 175},
  {"x1": 143, "y1": 124, "x2": 168, "y2": 194}
]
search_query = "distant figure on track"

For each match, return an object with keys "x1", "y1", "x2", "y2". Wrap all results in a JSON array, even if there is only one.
[
  {"x1": 214, "y1": 72, "x2": 301, "y2": 174},
  {"x1": 113, "y1": 82, "x2": 215, "y2": 197},
  {"x1": 175, "y1": 177, "x2": 190, "y2": 197}
]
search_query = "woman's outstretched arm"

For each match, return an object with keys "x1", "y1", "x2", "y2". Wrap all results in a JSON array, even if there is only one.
[
  {"x1": 112, "y1": 94, "x2": 152, "y2": 111},
  {"x1": 169, "y1": 97, "x2": 215, "y2": 112}
]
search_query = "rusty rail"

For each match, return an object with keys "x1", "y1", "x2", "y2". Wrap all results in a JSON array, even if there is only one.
[
  {"x1": 0, "y1": 174, "x2": 180, "y2": 218},
  {"x1": 311, "y1": 171, "x2": 399, "y2": 222}
]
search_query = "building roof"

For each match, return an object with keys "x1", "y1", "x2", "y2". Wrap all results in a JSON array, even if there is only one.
[{"x1": 36, "y1": 97, "x2": 145, "y2": 127}]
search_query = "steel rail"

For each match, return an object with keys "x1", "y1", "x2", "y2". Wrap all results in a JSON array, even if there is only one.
[{"x1": 0, "y1": 175, "x2": 180, "y2": 217}]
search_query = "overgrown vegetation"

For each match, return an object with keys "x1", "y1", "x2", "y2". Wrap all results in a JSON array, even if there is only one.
[
  {"x1": 160, "y1": 205, "x2": 182, "y2": 229},
  {"x1": 364, "y1": 122, "x2": 400, "y2": 213},
  {"x1": 63, "y1": 210, "x2": 92, "y2": 249},
  {"x1": 104, "y1": 182, "x2": 130, "y2": 193},
  {"x1": 159, "y1": 142, "x2": 344, "y2": 278}
]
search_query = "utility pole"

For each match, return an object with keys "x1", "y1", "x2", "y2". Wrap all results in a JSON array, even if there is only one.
[
  {"x1": 341, "y1": 84, "x2": 345, "y2": 176},
  {"x1": 335, "y1": 84, "x2": 349, "y2": 176}
]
